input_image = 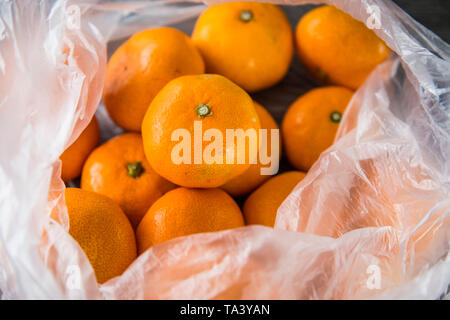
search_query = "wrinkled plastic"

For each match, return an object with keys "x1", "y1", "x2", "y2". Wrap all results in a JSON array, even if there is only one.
[{"x1": 0, "y1": 0, "x2": 449, "y2": 299}]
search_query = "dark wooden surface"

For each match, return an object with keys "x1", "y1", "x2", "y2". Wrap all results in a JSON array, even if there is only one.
[{"x1": 393, "y1": 0, "x2": 450, "y2": 43}]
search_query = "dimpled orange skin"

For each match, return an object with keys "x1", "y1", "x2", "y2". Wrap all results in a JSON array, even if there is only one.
[
  {"x1": 81, "y1": 133, "x2": 176, "y2": 229},
  {"x1": 282, "y1": 86, "x2": 353, "y2": 171},
  {"x1": 63, "y1": 188, "x2": 137, "y2": 284},
  {"x1": 141, "y1": 74, "x2": 260, "y2": 188},
  {"x1": 192, "y1": 2, "x2": 293, "y2": 92},
  {"x1": 60, "y1": 116, "x2": 100, "y2": 182},
  {"x1": 103, "y1": 27, "x2": 205, "y2": 132},
  {"x1": 243, "y1": 171, "x2": 306, "y2": 227},
  {"x1": 136, "y1": 187, "x2": 245, "y2": 253},
  {"x1": 221, "y1": 102, "x2": 280, "y2": 196},
  {"x1": 296, "y1": 5, "x2": 390, "y2": 90}
]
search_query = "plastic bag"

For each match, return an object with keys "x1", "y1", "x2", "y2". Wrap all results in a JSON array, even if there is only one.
[{"x1": 0, "y1": 0, "x2": 449, "y2": 299}]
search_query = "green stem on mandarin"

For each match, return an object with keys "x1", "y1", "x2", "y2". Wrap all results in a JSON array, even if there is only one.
[
  {"x1": 317, "y1": 68, "x2": 328, "y2": 81},
  {"x1": 330, "y1": 111, "x2": 342, "y2": 123},
  {"x1": 196, "y1": 104, "x2": 212, "y2": 118},
  {"x1": 126, "y1": 161, "x2": 145, "y2": 178},
  {"x1": 239, "y1": 10, "x2": 253, "y2": 22}
]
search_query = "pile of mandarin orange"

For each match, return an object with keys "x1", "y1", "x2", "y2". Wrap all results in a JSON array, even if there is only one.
[{"x1": 58, "y1": 3, "x2": 389, "y2": 284}]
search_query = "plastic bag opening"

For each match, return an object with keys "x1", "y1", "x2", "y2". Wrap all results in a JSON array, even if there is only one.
[{"x1": 0, "y1": 0, "x2": 449, "y2": 299}]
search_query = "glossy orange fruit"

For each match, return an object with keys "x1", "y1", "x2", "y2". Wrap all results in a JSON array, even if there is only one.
[
  {"x1": 296, "y1": 5, "x2": 390, "y2": 90},
  {"x1": 222, "y1": 101, "x2": 281, "y2": 196},
  {"x1": 81, "y1": 133, "x2": 176, "y2": 228},
  {"x1": 282, "y1": 86, "x2": 353, "y2": 171},
  {"x1": 192, "y1": 2, "x2": 293, "y2": 92},
  {"x1": 63, "y1": 188, "x2": 136, "y2": 284},
  {"x1": 243, "y1": 171, "x2": 306, "y2": 227},
  {"x1": 103, "y1": 27, "x2": 205, "y2": 131},
  {"x1": 141, "y1": 74, "x2": 260, "y2": 188},
  {"x1": 136, "y1": 187, "x2": 244, "y2": 252},
  {"x1": 60, "y1": 116, "x2": 100, "y2": 182}
]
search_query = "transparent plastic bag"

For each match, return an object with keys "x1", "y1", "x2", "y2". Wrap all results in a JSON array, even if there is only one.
[{"x1": 0, "y1": 0, "x2": 449, "y2": 299}]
